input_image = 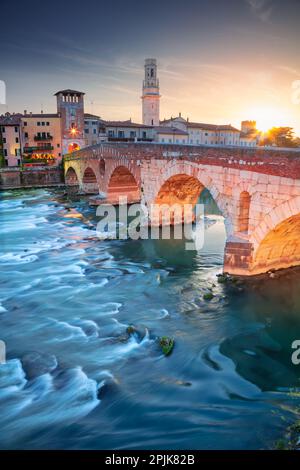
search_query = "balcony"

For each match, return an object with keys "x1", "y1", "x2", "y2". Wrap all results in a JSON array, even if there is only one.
[
  {"x1": 34, "y1": 135, "x2": 53, "y2": 141},
  {"x1": 23, "y1": 145, "x2": 54, "y2": 153}
]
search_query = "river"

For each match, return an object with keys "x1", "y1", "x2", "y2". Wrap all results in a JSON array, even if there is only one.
[{"x1": 0, "y1": 188, "x2": 300, "y2": 449}]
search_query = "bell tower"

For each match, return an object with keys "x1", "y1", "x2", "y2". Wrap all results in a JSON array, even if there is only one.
[{"x1": 142, "y1": 58, "x2": 160, "y2": 126}]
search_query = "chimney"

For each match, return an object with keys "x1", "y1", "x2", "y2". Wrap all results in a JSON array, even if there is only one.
[
  {"x1": 179, "y1": 112, "x2": 181, "y2": 118},
  {"x1": 24, "y1": 110, "x2": 27, "y2": 115}
]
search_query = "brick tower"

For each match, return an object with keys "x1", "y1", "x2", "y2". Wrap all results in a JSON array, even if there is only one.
[{"x1": 55, "y1": 89, "x2": 85, "y2": 154}]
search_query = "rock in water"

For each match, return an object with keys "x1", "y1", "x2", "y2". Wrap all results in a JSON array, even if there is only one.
[{"x1": 159, "y1": 336, "x2": 175, "y2": 356}]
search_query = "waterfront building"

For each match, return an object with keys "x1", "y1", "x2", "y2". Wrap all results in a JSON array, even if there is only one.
[
  {"x1": 0, "y1": 113, "x2": 23, "y2": 166},
  {"x1": 84, "y1": 114, "x2": 106, "y2": 146},
  {"x1": 104, "y1": 120, "x2": 155, "y2": 142},
  {"x1": 21, "y1": 111, "x2": 62, "y2": 165},
  {"x1": 160, "y1": 115, "x2": 241, "y2": 146},
  {"x1": 154, "y1": 126, "x2": 189, "y2": 144}
]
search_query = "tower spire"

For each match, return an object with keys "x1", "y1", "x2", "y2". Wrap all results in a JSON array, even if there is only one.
[{"x1": 141, "y1": 58, "x2": 160, "y2": 126}]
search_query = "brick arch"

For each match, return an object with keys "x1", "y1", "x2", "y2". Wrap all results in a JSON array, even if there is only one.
[
  {"x1": 251, "y1": 195, "x2": 300, "y2": 252},
  {"x1": 251, "y1": 211, "x2": 300, "y2": 274},
  {"x1": 81, "y1": 166, "x2": 99, "y2": 194},
  {"x1": 145, "y1": 160, "x2": 233, "y2": 233},
  {"x1": 105, "y1": 158, "x2": 141, "y2": 188},
  {"x1": 65, "y1": 166, "x2": 80, "y2": 186},
  {"x1": 106, "y1": 163, "x2": 141, "y2": 204}
]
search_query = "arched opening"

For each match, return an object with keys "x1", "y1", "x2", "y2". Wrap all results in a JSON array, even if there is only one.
[
  {"x1": 99, "y1": 159, "x2": 105, "y2": 176},
  {"x1": 65, "y1": 167, "x2": 79, "y2": 186},
  {"x1": 253, "y1": 213, "x2": 300, "y2": 273},
  {"x1": 82, "y1": 167, "x2": 98, "y2": 194},
  {"x1": 151, "y1": 173, "x2": 226, "y2": 256},
  {"x1": 153, "y1": 174, "x2": 205, "y2": 225},
  {"x1": 107, "y1": 166, "x2": 140, "y2": 204},
  {"x1": 238, "y1": 191, "x2": 251, "y2": 233},
  {"x1": 68, "y1": 142, "x2": 80, "y2": 153}
]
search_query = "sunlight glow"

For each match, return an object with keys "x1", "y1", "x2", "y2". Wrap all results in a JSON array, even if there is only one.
[{"x1": 245, "y1": 106, "x2": 291, "y2": 133}]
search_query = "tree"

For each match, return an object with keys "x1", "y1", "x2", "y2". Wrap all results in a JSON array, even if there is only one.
[{"x1": 264, "y1": 127, "x2": 298, "y2": 148}]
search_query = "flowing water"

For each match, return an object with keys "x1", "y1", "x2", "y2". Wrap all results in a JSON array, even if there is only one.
[{"x1": 0, "y1": 188, "x2": 300, "y2": 450}]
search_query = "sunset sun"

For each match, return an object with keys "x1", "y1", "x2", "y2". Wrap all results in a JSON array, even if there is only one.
[{"x1": 246, "y1": 106, "x2": 290, "y2": 133}]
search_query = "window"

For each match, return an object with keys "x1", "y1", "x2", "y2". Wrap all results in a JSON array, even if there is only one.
[
  {"x1": 42, "y1": 122, "x2": 45, "y2": 126},
  {"x1": 37, "y1": 122, "x2": 40, "y2": 126},
  {"x1": 108, "y1": 130, "x2": 114, "y2": 138},
  {"x1": 17, "y1": 159, "x2": 20, "y2": 166},
  {"x1": 2, "y1": 137, "x2": 6, "y2": 143},
  {"x1": 46, "y1": 122, "x2": 50, "y2": 126},
  {"x1": 205, "y1": 132, "x2": 208, "y2": 136},
  {"x1": 5, "y1": 159, "x2": 8, "y2": 166},
  {"x1": 15, "y1": 126, "x2": 18, "y2": 132},
  {"x1": 58, "y1": 153, "x2": 61, "y2": 157},
  {"x1": 118, "y1": 130, "x2": 124, "y2": 138},
  {"x1": 57, "y1": 143, "x2": 60, "y2": 148},
  {"x1": 23, "y1": 122, "x2": 27, "y2": 126},
  {"x1": 15, "y1": 137, "x2": 19, "y2": 143},
  {"x1": 130, "y1": 131, "x2": 136, "y2": 138},
  {"x1": 4, "y1": 149, "x2": 7, "y2": 156},
  {"x1": 85, "y1": 129, "x2": 89, "y2": 134},
  {"x1": 161, "y1": 138, "x2": 165, "y2": 143},
  {"x1": 142, "y1": 131, "x2": 147, "y2": 139},
  {"x1": 15, "y1": 149, "x2": 18, "y2": 156},
  {"x1": 24, "y1": 132, "x2": 28, "y2": 138},
  {"x1": 93, "y1": 129, "x2": 96, "y2": 134},
  {"x1": 1, "y1": 126, "x2": 5, "y2": 132}
]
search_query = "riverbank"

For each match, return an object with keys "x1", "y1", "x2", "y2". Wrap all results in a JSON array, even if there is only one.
[{"x1": 0, "y1": 167, "x2": 64, "y2": 190}]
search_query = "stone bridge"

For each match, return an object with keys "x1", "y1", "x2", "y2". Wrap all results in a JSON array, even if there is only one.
[{"x1": 64, "y1": 143, "x2": 300, "y2": 276}]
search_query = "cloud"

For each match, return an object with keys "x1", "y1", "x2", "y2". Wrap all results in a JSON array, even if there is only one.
[{"x1": 246, "y1": 0, "x2": 273, "y2": 23}]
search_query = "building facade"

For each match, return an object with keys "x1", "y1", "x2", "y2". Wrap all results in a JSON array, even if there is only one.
[
  {"x1": 22, "y1": 112, "x2": 62, "y2": 165},
  {"x1": 0, "y1": 114, "x2": 22, "y2": 166}
]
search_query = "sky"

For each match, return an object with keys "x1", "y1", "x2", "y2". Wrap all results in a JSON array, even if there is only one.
[{"x1": 0, "y1": 0, "x2": 300, "y2": 135}]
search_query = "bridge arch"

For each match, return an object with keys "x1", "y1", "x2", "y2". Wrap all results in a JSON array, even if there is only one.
[
  {"x1": 145, "y1": 160, "x2": 232, "y2": 233},
  {"x1": 65, "y1": 166, "x2": 80, "y2": 186},
  {"x1": 249, "y1": 195, "x2": 300, "y2": 274},
  {"x1": 106, "y1": 165, "x2": 140, "y2": 204},
  {"x1": 252, "y1": 213, "x2": 300, "y2": 273},
  {"x1": 82, "y1": 167, "x2": 99, "y2": 194}
]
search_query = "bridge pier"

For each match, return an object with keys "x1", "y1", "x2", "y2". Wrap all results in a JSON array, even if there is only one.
[{"x1": 223, "y1": 238, "x2": 254, "y2": 276}]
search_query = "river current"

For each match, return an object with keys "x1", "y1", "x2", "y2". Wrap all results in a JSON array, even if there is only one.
[{"x1": 0, "y1": 188, "x2": 300, "y2": 449}]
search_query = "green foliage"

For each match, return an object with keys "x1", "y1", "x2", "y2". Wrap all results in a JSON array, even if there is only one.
[
  {"x1": 260, "y1": 127, "x2": 299, "y2": 148},
  {"x1": 159, "y1": 336, "x2": 174, "y2": 356}
]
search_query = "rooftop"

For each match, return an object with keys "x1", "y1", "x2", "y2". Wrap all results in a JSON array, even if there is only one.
[
  {"x1": 104, "y1": 120, "x2": 152, "y2": 129},
  {"x1": 54, "y1": 89, "x2": 85, "y2": 96},
  {"x1": 0, "y1": 113, "x2": 23, "y2": 126},
  {"x1": 155, "y1": 126, "x2": 189, "y2": 135}
]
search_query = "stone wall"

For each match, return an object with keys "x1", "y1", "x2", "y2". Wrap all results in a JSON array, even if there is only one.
[{"x1": 0, "y1": 167, "x2": 64, "y2": 190}]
